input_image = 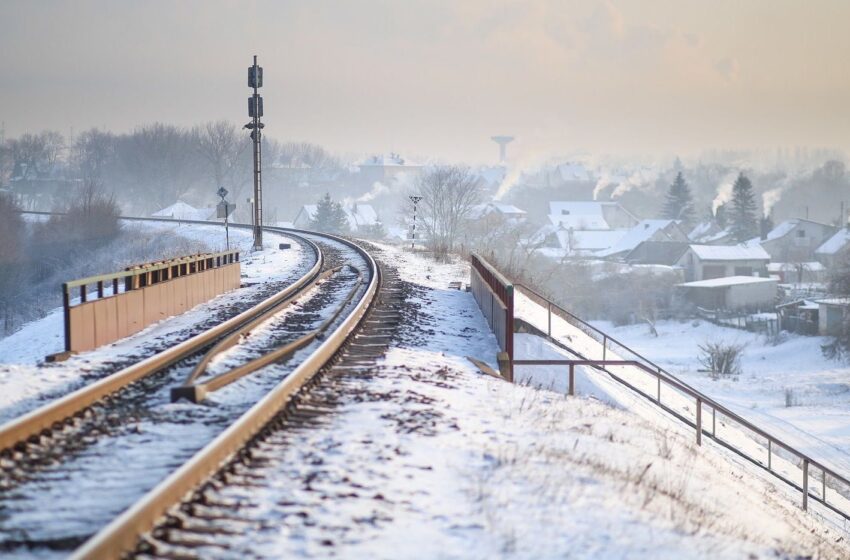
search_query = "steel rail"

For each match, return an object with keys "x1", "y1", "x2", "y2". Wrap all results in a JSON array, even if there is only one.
[
  {"x1": 70, "y1": 230, "x2": 380, "y2": 560},
  {"x1": 173, "y1": 265, "x2": 364, "y2": 403},
  {"x1": 0, "y1": 232, "x2": 323, "y2": 452}
]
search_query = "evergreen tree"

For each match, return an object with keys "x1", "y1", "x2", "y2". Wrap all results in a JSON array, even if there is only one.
[
  {"x1": 729, "y1": 173, "x2": 758, "y2": 242},
  {"x1": 662, "y1": 172, "x2": 695, "y2": 225},
  {"x1": 310, "y1": 192, "x2": 350, "y2": 234}
]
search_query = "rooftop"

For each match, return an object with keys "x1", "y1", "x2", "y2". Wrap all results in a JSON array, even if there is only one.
[{"x1": 679, "y1": 276, "x2": 777, "y2": 288}]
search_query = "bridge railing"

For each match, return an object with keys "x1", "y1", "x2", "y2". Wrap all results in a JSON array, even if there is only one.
[
  {"x1": 63, "y1": 250, "x2": 240, "y2": 353},
  {"x1": 470, "y1": 253, "x2": 513, "y2": 362},
  {"x1": 513, "y1": 281, "x2": 850, "y2": 523}
]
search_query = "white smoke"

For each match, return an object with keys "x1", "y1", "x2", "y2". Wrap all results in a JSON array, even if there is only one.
[
  {"x1": 592, "y1": 172, "x2": 613, "y2": 200},
  {"x1": 357, "y1": 181, "x2": 390, "y2": 202},
  {"x1": 761, "y1": 187, "x2": 783, "y2": 217},
  {"x1": 610, "y1": 167, "x2": 658, "y2": 199},
  {"x1": 493, "y1": 165, "x2": 524, "y2": 201},
  {"x1": 711, "y1": 173, "x2": 737, "y2": 213}
]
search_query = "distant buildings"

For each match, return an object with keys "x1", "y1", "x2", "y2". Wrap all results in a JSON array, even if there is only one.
[
  {"x1": 675, "y1": 244, "x2": 770, "y2": 282},
  {"x1": 815, "y1": 227, "x2": 850, "y2": 268},
  {"x1": 758, "y1": 219, "x2": 836, "y2": 262},
  {"x1": 355, "y1": 153, "x2": 422, "y2": 185},
  {"x1": 293, "y1": 202, "x2": 380, "y2": 234}
]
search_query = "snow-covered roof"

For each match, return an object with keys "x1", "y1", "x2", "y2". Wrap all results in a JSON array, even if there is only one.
[
  {"x1": 470, "y1": 202, "x2": 527, "y2": 219},
  {"x1": 346, "y1": 203, "x2": 379, "y2": 228},
  {"x1": 556, "y1": 162, "x2": 591, "y2": 182},
  {"x1": 547, "y1": 213, "x2": 609, "y2": 230},
  {"x1": 151, "y1": 201, "x2": 215, "y2": 221},
  {"x1": 688, "y1": 221, "x2": 716, "y2": 241},
  {"x1": 816, "y1": 228, "x2": 850, "y2": 255},
  {"x1": 597, "y1": 220, "x2": 680, "y2": 257},
  {"x1": 762, "y1": 220, "x2": 799, "y2": 242},
  {"x1": 815, "y1": 298, "x2": 850, "y2": 306},
  {"x1": 689, "y1": 244, "x2": 770, "y2": 261},
  {"x1": 679, "y1": 276, "x2": 777, "y2": 288}
]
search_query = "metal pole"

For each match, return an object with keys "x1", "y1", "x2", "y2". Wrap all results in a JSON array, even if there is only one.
[
  {"x1": 803, "y1": 459, "x2": 809, "y2": 510},
  {"x1": 696, "y1": 398, "x2": 702, "y2": 446},
  {"x1": 568, "y1": 364, "x2": 575, "y2": 396}
]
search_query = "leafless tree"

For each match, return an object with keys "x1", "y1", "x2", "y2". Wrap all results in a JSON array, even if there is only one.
[
  {"x1": 4, "y1": 130, "x2": 65, "y2": 177},
  {"x1": 278, "y1": 141, "x2": 340, "y2": 169},
  {"x1": 193, "y1": 120, "x2": 251, "y2": 198},
  {"x1": 73, "y1": 128, "x2": 114, "y2": 189},
  {"x1": 412, "y1": 165, "x2": 482, "y2": 257}
]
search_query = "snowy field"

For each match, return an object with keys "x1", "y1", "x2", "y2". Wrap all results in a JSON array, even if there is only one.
[
  {"x1": 587, "y1": 319, "x2": 850, "y2": 473},
  {"x1": 203, "y1": 240, "x2": 848, "y2": 559},
  {"x1": 0, "y1": 220, "x2": 308, "y2": 424}
]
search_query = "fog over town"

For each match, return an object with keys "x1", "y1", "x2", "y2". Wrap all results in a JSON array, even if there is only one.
[{"x1": 1, "y1": 2, "x2": 850, "y2": 558}]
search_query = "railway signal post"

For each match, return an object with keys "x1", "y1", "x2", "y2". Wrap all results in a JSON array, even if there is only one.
[{"x1": 245, "y1": 55, "x2": 264, "y2": 251}]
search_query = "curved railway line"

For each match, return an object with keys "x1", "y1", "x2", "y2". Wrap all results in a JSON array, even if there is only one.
[{"x1": 0, "y1": 219, "x2": 391, "y2": 559}]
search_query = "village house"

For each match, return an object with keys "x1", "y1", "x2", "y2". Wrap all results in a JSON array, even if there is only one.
[
  {"x1": 677, "y1": 276, "x2": 778, "y2": 311},
  {"x1": 675, "y1": 244, "x2": 770, "y2": 282},
  {"x1": 757, "y1": 219, "x2": 836, "y2": 262},
  {"x1": 815, "y1": 226, "x2": 850, "y2": 269},
  {"x1": 292, "y1": 202, "x2": 380, "y2": 234},
  {"x1": 597, "y1": 219, "x2": 689, "y2": 260},
  {"x1": 547, "y1": 201, "x2": 638, "y2": 230},
  {"x1": 355, "y1": 153, "x2": 422, "y2": 185}
]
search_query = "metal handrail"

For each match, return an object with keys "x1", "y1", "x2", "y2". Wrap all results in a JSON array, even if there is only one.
[
  {"x1": 513, "y1": 281, "x2": 850, "y2": 519},
  {"x1": 63, "y1": 249, "x2": 240, "y2": 293}
]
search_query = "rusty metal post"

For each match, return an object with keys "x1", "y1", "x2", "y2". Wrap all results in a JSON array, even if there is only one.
[
  {"x1": 803, "y1": 459, "x2": 809, "y2": 510},
  {"x1": 568, "y1": 364, "x2": 575, "y2": 396},
  {"x1": 768, "y1": 440, "x2": 772, "y2": 470},
  {"x1": 506, "y1": 284, "x2": 514, "y2": 363},
  {"x1": 63, "y1": 283, "x2": 71, "y2": 352},
  {"x1": 696, "y1": 397, "x2": 702, "y2": 446}
]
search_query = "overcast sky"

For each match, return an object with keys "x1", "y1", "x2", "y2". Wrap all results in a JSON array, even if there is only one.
[{"x1": 2, "y1": 0, "x2": 850, "y2": 163}]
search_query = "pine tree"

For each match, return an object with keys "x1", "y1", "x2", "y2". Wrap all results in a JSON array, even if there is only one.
[
  {"x1": 662, "y1": 172, "x2": 695, "y2": 225},
  {"x1": 729, "y1": 173, "x2": 759, "y2": 242},
  {"x1": 310, "y1": 192, "x2": 350, "y2": 234}
]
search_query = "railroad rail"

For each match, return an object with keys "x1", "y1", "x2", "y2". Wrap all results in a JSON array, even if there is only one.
[
  {"x1": 70, "y1": 226, "x2": 382, "y2": 559},
  {"x1": 1, "y1": 214, "x2": 386, "y2": 557},
  {"x1": 0, "y1": 231, "x2": 323, "y2": 454}
]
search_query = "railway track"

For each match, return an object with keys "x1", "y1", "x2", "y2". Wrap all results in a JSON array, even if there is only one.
[{"x1": 0, "y1": 221, "x2": 386, "y2": 558}]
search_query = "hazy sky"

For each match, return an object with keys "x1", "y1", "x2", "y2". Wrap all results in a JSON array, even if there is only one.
[{"x1": 2, "y1": 0, "x2": 850, "y2": 163}]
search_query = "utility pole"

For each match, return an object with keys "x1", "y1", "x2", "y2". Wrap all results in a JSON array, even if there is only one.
[
  {"x1": 244, "y1": 55, "x2": 264, "y2": 251},
  {"x1": 409, "y1": 195, "x2": 422, "y2": 250}
]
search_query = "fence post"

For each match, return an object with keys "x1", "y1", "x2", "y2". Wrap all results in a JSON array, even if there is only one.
[
  {"x1": 696, "y1": 397, "x2": 702, "y2": 446},
  {"x1": 62, "y1": 283, "x2": 71, "y2": 352},
  {"x1": 803, "y1": 459, "x2": 809, "y2": 511},
  {"x1": 768, "y1": 440, "x2": 772, "y2": 470},
  {"x1": 568, "y1": 364, "x2": 575, "y2": 396},
  {"x1": 547, "y1": 301, "x2": 552, "y2": 337},
  {"x1": 602, "y1": 335, "x2": 607, "y2": 361}
]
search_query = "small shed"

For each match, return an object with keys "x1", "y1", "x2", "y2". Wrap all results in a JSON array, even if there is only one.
[
  {"x1": 816, "y1": 298, "x2": 850, "y2": 336},
  {"x1": 776, "y1": 299, "x2": 820, "y2": 335},
  {"x1": 677, "y1": 276, "x2": 778, "y2": 311}
]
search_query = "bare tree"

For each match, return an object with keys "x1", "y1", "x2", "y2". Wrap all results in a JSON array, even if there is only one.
[
  {"x1": 193, "y1": 120, "x2": 251, "y2": 198},
  {"x1": 5, "y1": 130, "x2": 65, "y2": 177},
  {"x1": 413, "y1": 165, "x2": 481, "y2": 257},
  {"x1": 73, "y1": 128, "x2": 114, "y2": 189}
]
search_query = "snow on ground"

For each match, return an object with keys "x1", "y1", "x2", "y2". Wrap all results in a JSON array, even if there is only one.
[
  {"x1": 0, "y1": 221, "x2": 308, "y2": 424},
  {"x1": 586, "y1": 318, "x2": 850, "y2": 473},
  {"x1": 203, "y1": 242, "x2": 849, "y2": 559}
]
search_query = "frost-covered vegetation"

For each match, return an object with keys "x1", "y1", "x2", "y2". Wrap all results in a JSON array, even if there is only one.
[{"x1": 0, "y1": 192, "x2": 210, "y2": 336}]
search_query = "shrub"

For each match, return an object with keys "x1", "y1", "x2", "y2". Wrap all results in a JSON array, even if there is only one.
[{"x1": 698, "y1": 341, "x2": 745, "y2": 378}]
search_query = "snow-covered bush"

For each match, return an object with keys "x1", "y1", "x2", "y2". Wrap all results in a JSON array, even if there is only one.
[{"x1": 698, "y1": 341, "x2": 745, "y2": 378}]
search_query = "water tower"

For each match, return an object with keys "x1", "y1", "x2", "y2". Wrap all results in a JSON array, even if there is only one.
[{"x1": 491, "y1": 136, "x2": 514, "y2": 163}]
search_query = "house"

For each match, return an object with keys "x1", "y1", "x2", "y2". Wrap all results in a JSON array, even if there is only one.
[
  {"x1": 625, "y1": 241, "x2": 690, "y2": 266},
  {"x1": 531, "y1": 224, "x2": 628, "y2": 259},
  {"x1": 547, "y1": 201, "x2": 638, "y2": 230},
  {"x1": 356, "y1": 153, "x2": 422, "y2": 184},
  {"x1": 677, "y1": 276, "x2": 778, "y2": 311},
  {"x1": 675, "y1": 244, "x2": 770, "y2": 282},
  {"x1": 815, "y1": 298, "x2": 850, "y2": 336},
  {"x1": 757, "y1": 219, "x2": 836, "y2": 262},
  {"x1": 469, "y1": 202, "x2": 527, "y2": 223},
  {"x1": 815, "y1": 227, "x2": 850, "y2": 268},
  {"x1": 151, "y1": 201, "x2": 216, "y2": 221},
  {"x1": 688, "y1": 221, "x2": 736, "y2": 245},
  {"x1": 597, "y1": 219, "x2": 689, "y2": 259}
]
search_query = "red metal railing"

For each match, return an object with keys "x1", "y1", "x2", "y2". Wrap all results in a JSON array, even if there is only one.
[
  {"x1": 470, "y1": 253, "x2": 513, "y2": 360},
  {"x1": 513, "y1": 282, "x2": 850, "y2": 522}
]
